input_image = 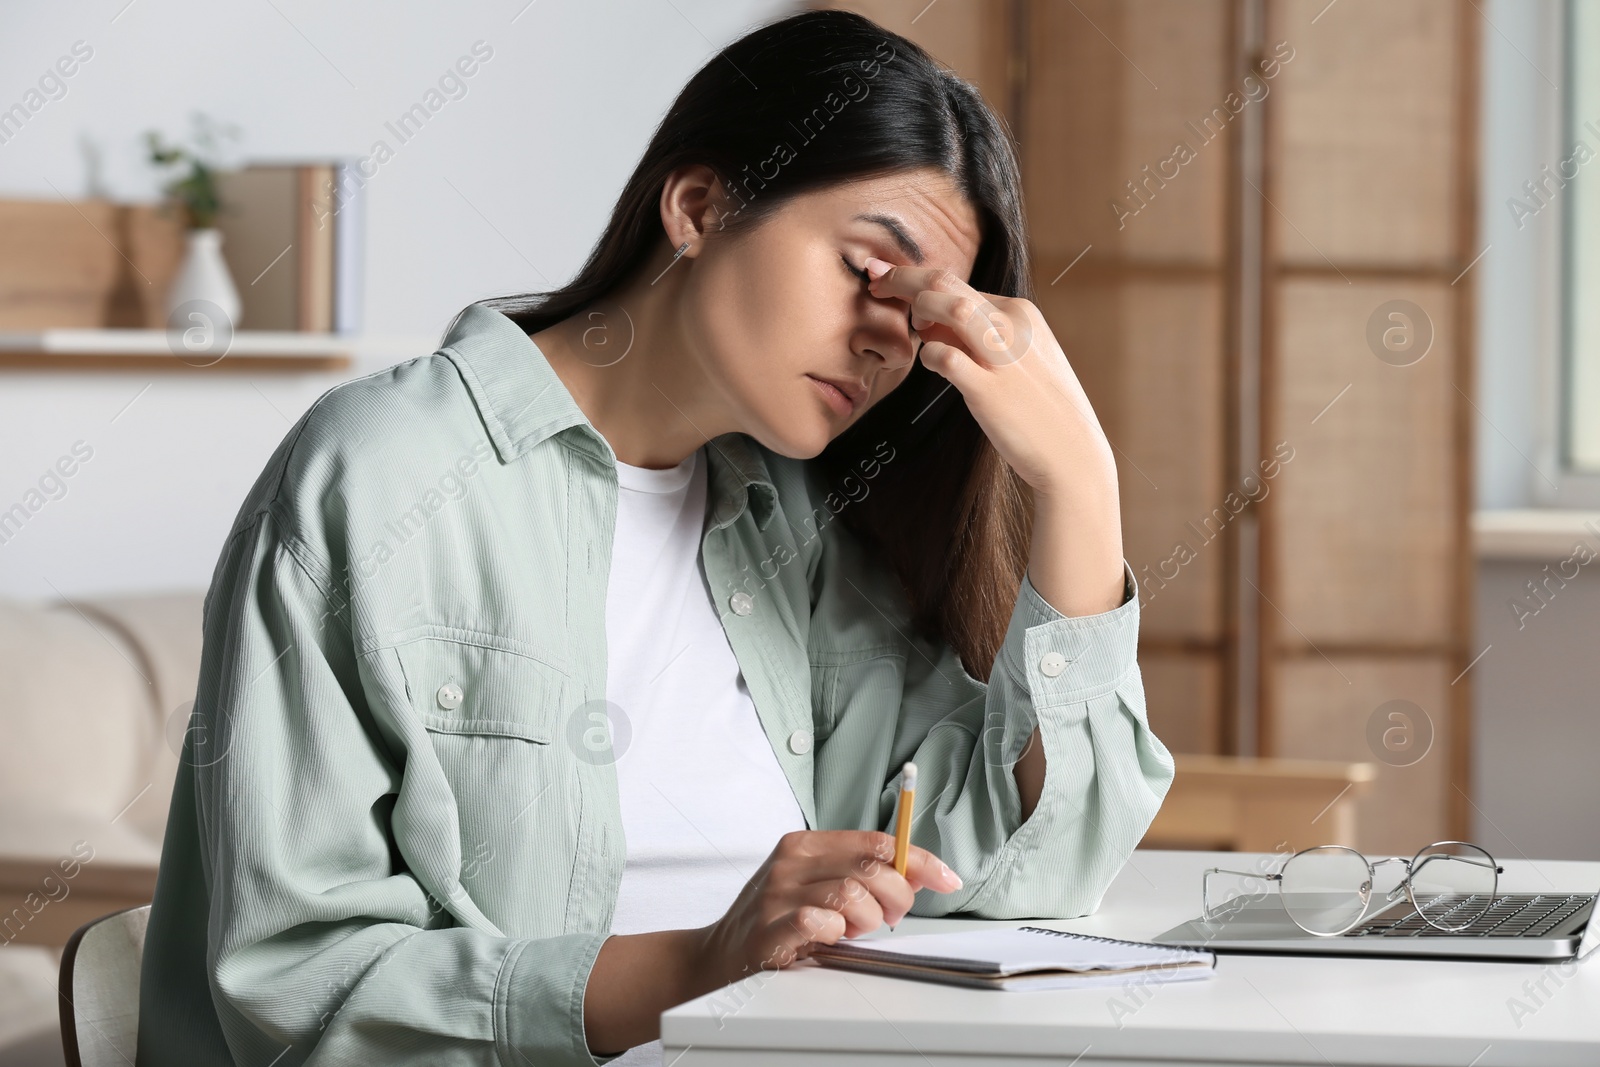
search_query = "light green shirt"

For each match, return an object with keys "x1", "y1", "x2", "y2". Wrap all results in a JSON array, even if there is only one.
[{"x1": 136, "y1": 302, "x2": 1175, "y2": 1065}]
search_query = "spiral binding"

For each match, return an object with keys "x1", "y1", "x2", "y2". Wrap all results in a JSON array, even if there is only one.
[{"x1": 1017, "y1": 925, "x2": 1205, "y2": 954}]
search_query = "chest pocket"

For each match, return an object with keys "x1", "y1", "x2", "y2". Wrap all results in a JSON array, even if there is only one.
[
  {"x1": 392, "y1": 632, "x2": 576, "y2": 938},
  {"x1": 395, "y1": 634, "x2": 567, "y2": 743}
]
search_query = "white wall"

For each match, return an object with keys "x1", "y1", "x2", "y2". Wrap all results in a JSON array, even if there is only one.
[
  {"x1": 1474, "y1": 559, "x2": 1600, "y2": 862},
  {"x1": 0, "y1": 0, "x2": 795, "y2": 600}
]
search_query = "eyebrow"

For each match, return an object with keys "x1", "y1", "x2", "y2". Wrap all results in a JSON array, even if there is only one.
[{"x1": 852, "y1": 212, "x2": 927, "y2": 265}]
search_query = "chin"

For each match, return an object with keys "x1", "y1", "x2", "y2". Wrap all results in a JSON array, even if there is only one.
[
  {"x1": 744, "y1": 409, "x2": 837, "y2": 460},
  {"x1": 752, "y1": 426, "x2": 832, "y2": 461}
]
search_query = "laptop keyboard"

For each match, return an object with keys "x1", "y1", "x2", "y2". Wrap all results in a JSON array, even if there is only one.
[{"x1": 1344, "y1": 893, "x2": 1594, "y2": 938}]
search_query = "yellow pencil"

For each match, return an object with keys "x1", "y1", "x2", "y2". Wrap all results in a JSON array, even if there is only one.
[{"x1": 893, "y1": 761, "x2": 917, "y2": 877}]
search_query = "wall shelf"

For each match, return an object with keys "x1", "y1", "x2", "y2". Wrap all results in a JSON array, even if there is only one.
[{"x1": 0, "y1": 329, "x2": 436, "y2": 372}]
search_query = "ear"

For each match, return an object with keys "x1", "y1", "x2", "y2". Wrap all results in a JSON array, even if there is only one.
[{"x1": 658, "y1": 164, "x2": 738, "y2": 253}]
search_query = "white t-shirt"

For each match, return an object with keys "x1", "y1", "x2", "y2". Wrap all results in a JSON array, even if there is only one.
[{"x1": 601, "y1": 446, "x2": 808, "y2": 1066}]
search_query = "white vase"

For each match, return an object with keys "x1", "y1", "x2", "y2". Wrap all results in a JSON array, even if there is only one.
[{"x1": 165, "y1": 227, "x2": 242, "y2": 329}]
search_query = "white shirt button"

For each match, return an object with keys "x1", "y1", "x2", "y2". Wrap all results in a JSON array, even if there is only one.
[
  {"x1": 787, "y1": 728, "x2": 812, "y2": 755},
  {"x1": 730, "y1": 591, "x2": 754, "y2": 616},
  {"x1": 1039, "y1": 652, "x2": 1068, "y2": 678},
  {"x1": 436, "y1": 682, "x2": 464, "y2": 710}
]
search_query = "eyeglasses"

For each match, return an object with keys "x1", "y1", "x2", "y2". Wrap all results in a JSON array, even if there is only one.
[{"x1": 1202, "y1": 841, "x2": 1506, "y2": 937}]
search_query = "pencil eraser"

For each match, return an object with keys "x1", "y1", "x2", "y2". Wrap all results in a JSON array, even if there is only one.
[{"x1": 903, "y1": 761, "x2": 917, "y2": 791}]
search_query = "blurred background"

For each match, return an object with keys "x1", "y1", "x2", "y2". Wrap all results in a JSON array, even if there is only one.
[{"x1": 1, "y1": 1, "x2": 1596, "y2": 1062}]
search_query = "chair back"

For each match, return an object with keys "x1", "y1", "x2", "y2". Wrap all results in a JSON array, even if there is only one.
[
  {"x1": 1141, "y1": 754, "x2": 1377, "y2": 851},
  {"x1": 58, "y1": 904, "x2": 150, "y2": 1067}
]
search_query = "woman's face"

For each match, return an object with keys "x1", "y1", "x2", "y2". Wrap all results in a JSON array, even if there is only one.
[{"x1": 680, "y1": 167, "x2": 984, "y2": 459}]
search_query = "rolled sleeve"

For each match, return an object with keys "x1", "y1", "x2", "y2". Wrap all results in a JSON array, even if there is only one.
[{"x1": 893, "y1": 559, "x2": 1174, "y2": 922}]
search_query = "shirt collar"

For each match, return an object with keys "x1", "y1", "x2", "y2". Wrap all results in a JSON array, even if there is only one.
[{"x1": 438, "y1": 301, "x2": 779, "y2": 531}]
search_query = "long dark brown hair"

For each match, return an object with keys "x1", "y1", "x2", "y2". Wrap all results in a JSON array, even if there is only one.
[{"x1": 477, "y1": 9, "x2": 1034, "y2": 681}]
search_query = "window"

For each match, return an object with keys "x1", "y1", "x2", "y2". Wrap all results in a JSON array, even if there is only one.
[{"x1": 1562, "y1": 0, "x2": 1600, "y2": 473}]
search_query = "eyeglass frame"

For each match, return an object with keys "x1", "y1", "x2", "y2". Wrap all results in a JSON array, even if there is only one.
[{"x1": 1201, "y1": 840, "x2": 1506, "y2": 937}]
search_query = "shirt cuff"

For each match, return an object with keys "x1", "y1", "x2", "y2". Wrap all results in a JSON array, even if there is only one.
[
  {"x1": 498, "y1": 929, "x2": 619, "y2": 1066},
  {"x1": 998, "y1": 559, "x2": 1141, "y2": 712}
]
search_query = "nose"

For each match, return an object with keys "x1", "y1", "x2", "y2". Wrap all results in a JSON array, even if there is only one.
[{"x1": 859, "y1": 298, "x2": 919, "y2": 371}]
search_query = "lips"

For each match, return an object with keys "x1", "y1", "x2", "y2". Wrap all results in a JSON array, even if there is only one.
[{"x1": 808, "y1": 374, "x2": 867, "y2": 414}]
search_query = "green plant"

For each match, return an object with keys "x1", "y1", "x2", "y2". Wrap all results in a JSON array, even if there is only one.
[{"x1": 144, "y1": 112, "x2": 241, "y2": 230}]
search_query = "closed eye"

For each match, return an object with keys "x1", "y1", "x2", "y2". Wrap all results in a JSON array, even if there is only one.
[{"x1": 840, "y1": 253, "x2": 872, "y2": 289}]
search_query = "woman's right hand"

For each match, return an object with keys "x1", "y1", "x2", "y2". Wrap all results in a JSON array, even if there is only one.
[
  {"x1": 691, "y1": 829, "x2": 965, "y2": 987},
  {"x1": 583, "y1": 830, "x2": 964, "y2": 1055}
]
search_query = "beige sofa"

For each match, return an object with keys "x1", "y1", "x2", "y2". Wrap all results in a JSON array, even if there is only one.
[{"x1": 0, "y1": 590, "x2": 204, "y2": 1067}]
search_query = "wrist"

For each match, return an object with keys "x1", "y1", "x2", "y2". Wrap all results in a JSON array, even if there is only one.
[
  {"x1": 684, "y1": 922, "x2": 731, "y2": 993},
  {"x1": 1026, "y1": 493, "x2": 1126, "y2": 618},
  {"x1": 1030, "y1": 493, "x2": 1122, "y2": 566},
  {"x1": 1029, "y1": 465, "x2": 1118, "y2": 513},
  {"x1": 584, "y1": 927, "x2": 726, "y2": 1055}
]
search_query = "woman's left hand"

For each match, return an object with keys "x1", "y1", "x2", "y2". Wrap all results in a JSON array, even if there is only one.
[{"x1": 863, "y1": 256, "x2": 1118, "y2": 503}]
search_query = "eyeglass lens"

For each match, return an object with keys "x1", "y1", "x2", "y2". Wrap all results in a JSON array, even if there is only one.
[
  {"x1": 1406, "y1": 842, "x2": 1499, "y2": 931},
  {"x1": 1279, "y1": 846, "x2": 1373, "y2": 935}
]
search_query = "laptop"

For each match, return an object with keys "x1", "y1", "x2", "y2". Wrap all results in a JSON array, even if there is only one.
[{"x1": 1151, "y1": 886, "x2": 1600, "y2": 962}]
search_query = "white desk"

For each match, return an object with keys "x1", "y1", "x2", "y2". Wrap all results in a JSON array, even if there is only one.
[{"x1": 661, "y1": 849, "x2": 1600, "y2": 1066}]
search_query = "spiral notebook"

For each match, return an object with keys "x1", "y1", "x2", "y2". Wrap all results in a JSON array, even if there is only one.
[{"x1": 809, "y1": 926, "x2": 1217, "y2": 991}]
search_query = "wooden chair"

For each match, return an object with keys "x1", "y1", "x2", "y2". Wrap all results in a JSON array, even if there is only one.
[
  {"x1": 1141, "y1": 754, "x2": 1378, "y2": 852},
  {"x1": 58, "y1": 904, "x2": 149, "y2": 1067}
]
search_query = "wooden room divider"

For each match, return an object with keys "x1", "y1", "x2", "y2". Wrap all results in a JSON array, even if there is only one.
[{"x1": 811, "y1": 0, "x2": 1478, "y2": 850}]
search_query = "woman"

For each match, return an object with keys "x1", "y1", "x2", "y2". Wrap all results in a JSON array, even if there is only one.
[{"x1": 137, "y1": 10, "x2": 1173, "y2": 1066}]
